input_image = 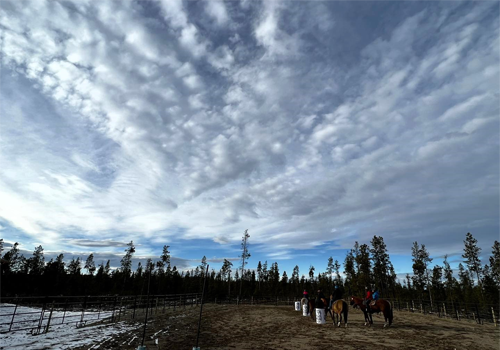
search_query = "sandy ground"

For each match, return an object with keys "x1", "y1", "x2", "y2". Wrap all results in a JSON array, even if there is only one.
[{"x1": 72, "y1": 304, "x2": 499, "y2": 350}]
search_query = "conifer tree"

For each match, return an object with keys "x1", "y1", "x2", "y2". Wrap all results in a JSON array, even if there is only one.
[
  {"x1": 489, "y1": 241, "x2": 500, "y2": 287},
  {"x1": 308, "y1": 265, "x2": 315, "y2": 283},
  {"x1": 68, "y1": 257, "x2": 81, "y2": 275},
  {"x1": 84, "y1": 254, "x2": 96, "y2": 276},
  {"x1": 120, "y1": 241, "x2": 135, "y2": 276},
  {"x1": 30, "y1": 245, "x2": 45, "y2": 275},
  {"x1": 462, "y1": 232, "x2": 482, "y2": 287}
]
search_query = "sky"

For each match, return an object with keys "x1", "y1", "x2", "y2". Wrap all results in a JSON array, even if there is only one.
[{"x1": 0, "y1": 1, "x2": 498, "y2": 281}]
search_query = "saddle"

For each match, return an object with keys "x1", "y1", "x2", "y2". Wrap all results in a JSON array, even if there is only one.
[{"x1": 370, "y1": 300, "x2": 377, "y2": 306}]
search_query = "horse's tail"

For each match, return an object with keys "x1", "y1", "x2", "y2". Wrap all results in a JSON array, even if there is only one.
[
  {"x1": 343, "y1": 300, "x2": 348, "y2": 324},
  {"x1": 389, "y1": 301, "x2": 393, "y2": 325}
]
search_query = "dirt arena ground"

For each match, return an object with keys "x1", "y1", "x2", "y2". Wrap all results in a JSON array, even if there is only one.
[{"x1": 75, "y1": 304, "x2": 500, "y2": 350}]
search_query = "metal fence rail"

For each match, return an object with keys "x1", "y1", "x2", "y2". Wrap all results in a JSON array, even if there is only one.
[
  {"x1": 386, "y1": 298, "x2": 499, "y2": 326},
  {"x1": 0, "y1": 293, "x2": 201, "y2": 335}
]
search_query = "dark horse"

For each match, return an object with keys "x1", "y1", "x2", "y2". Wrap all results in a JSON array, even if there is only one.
[
  {"x1": 301, "y1": 297, "x2": 330, "y2": 322},
  {"x1": 328, "y1": 297, "x2": 348, "y2": 327},
  {"x1": 350, "y1": 296, "x2": 393, "y2": 327}
]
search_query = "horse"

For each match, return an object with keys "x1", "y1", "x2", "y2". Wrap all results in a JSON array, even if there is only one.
[
  {"x1": 301, "y1": 297, "x2": 316, "y2": 320},
  {"x1": 328, "y1": 297, "x2": 348, "y2": 327},
  {"x1": 301, "y1": 297, "x2": 331, "y2": 322},
  {"x1": 350, "y1": 296, "x2": 393, "y2": 327}
]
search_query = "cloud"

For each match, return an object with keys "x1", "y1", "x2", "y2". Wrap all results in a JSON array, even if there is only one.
[
  {"x1": 67, "y1": 239, "x2": 130, "y2": 248},
  {"x1": 0, "y1": 1, "x2": 497, "y2": 271},
  {"x1": 204, "y1": 0, "x2": 229, "y2": 26}
]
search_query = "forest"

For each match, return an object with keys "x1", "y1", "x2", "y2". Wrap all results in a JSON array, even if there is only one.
[{"x1": 1, "y1": 232, "x2": 498, "y2": 307}]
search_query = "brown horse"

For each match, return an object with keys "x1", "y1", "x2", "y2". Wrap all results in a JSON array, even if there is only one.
[
  {"x1": 350, "y1": 296, "x2": 393, "y2": 327},
  {"x1": 328, "y1": 298, "x2": 348, "y2": 327},
  {"x1": 301, "y1": 297, "x2": 330, "y2": 322},
  {"x1": 301, "y1": 298, "x2": 316, "y2": 321}
]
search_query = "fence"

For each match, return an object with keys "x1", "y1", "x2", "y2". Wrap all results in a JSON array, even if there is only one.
[
  {"x1": 2, "y1": 294, "x2": 497, "y2": 336},
  {"x1": 0, "y1": 293, "x2": 200, "y2": 335},
  {"x1": 386, "y1": 298, "x2": 499, "y2": 326},
  {"x1": 212, "y1": 296, "x2": 302, "y2": 306}
]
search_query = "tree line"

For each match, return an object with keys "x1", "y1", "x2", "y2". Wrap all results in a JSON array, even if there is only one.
[{"x1": 0, "y1": 232, "x2": 498, "y2": 306}]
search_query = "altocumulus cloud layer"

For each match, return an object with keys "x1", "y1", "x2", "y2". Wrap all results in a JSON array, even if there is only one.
[{"x1": 0, "y1": 1, "x2": 498, "y2": 264}]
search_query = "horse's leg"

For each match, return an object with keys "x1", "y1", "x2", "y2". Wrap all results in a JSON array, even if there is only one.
[
  {"x1": 344, "y1": 306, "x2": 348, "y2": 328},
  {"x1": 383, "y1": 309, "x2": 389, "y2": 328},
  {"x1": 338, "y1": 310, "x2": 342, "y2": 327}
]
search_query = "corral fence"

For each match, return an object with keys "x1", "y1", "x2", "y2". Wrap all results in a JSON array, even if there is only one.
[
  {"x1": 385, "y1": 298, "x2": 499, "y2": 326},
  {"x1": 0, "y1": 293, "x2": 200, "y2": 335},
  {"x1": 212, "y1": 296, "x2": 303, "y2": 306}
]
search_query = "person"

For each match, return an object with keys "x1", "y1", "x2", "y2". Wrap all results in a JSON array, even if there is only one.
[
  {"x1": 303, "y1": 289, "x2": 309, "y2": 300},
  {"x1": 329, "y1": 285, "x2": 342, "y2": 309},
  {"x1": 331, "y1": 285, "x2": 342, "y2": 302},
  {"x1": 316, "y1": 289, "x2": 326, "y2": 308},
  {"x1": 364, "y1": 286, "x2": 373, "y2": 311},
  {"x1": 372, "y1": 289, "x2": 380, "y2": 302}
]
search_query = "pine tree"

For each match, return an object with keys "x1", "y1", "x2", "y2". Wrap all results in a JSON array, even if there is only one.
[
  {"x1": 462, "y1": 232, "x2": 482, "y2": 286},
  {"x1": 291, "y1": 265, "x2": 300, "y2": 294},
  {"x1": 334, "y1": 259, "x2": 342, "y2": 285},
  {"x1": 84, "y1": 254, "x2": 96, "y2": 276},
  {"x1": 326, "y1": 257, "x2": 334, "y2": 286},
  {"x1": 30, "y1": 245, "x2": 45, "y2": 275},
  {"x1": 443, "y1": 255, "x2": 455, "y2": 298},
  {"x1": 239, "y1": 229, "x2": 250, "y2": 296},
  {"x1": 104, "y1": 260, "x2": 111, "y2": 276},
  {"x1": 161, "y1": 245, "x2": 171, "y2": 276},
  {"x1": 370, "y1": 235, "x2": 391, "y2": 293},
  {"x1": 343, "y1": 250, "x2": 356, "y2": 291},
  {"x1": 356, "y1": 244, "x2": 371, "y2": 289},
  {"x1": 411, "y1": 242, "x2": 432, "y2": 294},
  {"x1": 2, "y1": 242, "x2": 21, "y2": 274},
  {"x1": 135, "y1": 262, "x2": 143, "y2": 278},
  {"x1": 67, "y1": 257, "x2": 81, "y2": 275},
  {"x1": 200, "y1": 256, "x2": 208, "y2": 276},
  {"x1": 309, "y1": 265, "x2": 315, "y2": 283},
  {"x1": 256, "y1": 261, "x2": 262, "y2": 290},
  {"x1": 431, "y1": 265, "x2": 443, "y2": 298},
  {"x1": 262, "y1": 261, "x2": 268, "y2": 283},
  {"x1": 458, "y1": 263, "x2": 472, "y2": 289},
  {"x1": 120, "y1": 241, "x2": 135, "y2": 276},
  {"x1": 489, "y1": 241, "x2": 500, "y2": 287},
  {"x1": 221, "y1": 259, "x2": 233, "y2": 295}
]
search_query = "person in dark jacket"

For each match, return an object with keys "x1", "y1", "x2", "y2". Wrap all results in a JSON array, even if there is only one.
[
  {"x1": 316, "y1": 289, "x2": 326, "y2": 308},
  {"x1": 331, "y1": 285, "x2": 342, "y2": 302}
]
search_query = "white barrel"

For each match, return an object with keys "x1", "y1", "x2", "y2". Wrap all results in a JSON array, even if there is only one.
[
  {"x1": 316, "y1": 308, "x2": 326, "y2": 324},
  {"x1": 295, "y1": 301, "x2": 301, "y2": 311},
  {"x1": 302, "y1": 304, "x2": 309, "y2": 316}
]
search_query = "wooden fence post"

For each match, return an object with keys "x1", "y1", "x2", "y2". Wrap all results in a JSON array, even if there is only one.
[
  {"x1": 412, "y1": 300, "x2": 415, "y2": 313},
  {"x1": 492, "y1": 307, "x2": 497, "y2": 327},
  {"x1": 9, "y1": 301, "x2": 18, "y2": 332},
  {"x1": 133, "y1": 296, "x2": 137, "y2": 320},
  {"x1": 443, "y1": 303, "x2": 446, "y2": 317},
  {"x1": 45, "y1": 302, "x2": 55, "y2": 333},
  {"x1": 62, "y1": 299, "x2": 68, "y2": 324}
]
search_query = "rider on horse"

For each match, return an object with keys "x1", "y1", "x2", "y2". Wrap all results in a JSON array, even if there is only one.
[
  {"x1": 329, "y1": 285, "x2": 342, "y2": 308},
  {"x1": 364, "y1": 286, "x2": 373, "y2": 311},
  {"x1": 303, "y1": 289, "x2": 309, "y2": 300},
  {"x1": 316, "y1": 289, "x2": 326, "y2": 308}
]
